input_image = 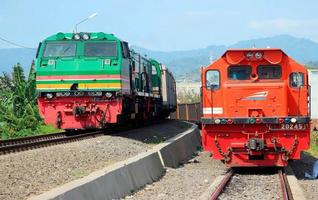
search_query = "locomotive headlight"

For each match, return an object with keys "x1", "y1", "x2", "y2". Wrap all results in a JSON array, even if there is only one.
[
  {"x1": 104, "y1": 59, "x2": 111, "y2": 65},
  {"x1": 46, "y1": 93, "x2": 53, "y2": 99},
  {"x1": 73, "y1": 33, "x2": 81, "y2": 40},
  {"x1": 291, "y1": 118, "x2": 297, "y2": 123},
  {"x1": 214, "y1": 118, "x2": 221, "y2": 124},
  {"x1": 105, "y1": 92, "x2": 113, "y2": 98},
  {"x1": 285, "y1": 118, "x2": 291, "y2": 124},
  {"x1": 82, "y1": 33, "x2": 90, "y2": 40},
  {"x1": 245, "y1": 52, "x2": 253, "y2": 59},
  {"x1": 255, "y1": 52, "x2": 263, "y2": 59}
]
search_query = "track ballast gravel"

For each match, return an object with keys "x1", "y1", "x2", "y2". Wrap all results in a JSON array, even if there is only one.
[
  {"x1": 0, "y1": 120, "x2": 191, "y2": 200},
  {"x1": 218, "y1": 169, "x2": 282, "y2": 200},
  {"x1": 123, "y1": 151, "x2": 226, "y2": 200}
]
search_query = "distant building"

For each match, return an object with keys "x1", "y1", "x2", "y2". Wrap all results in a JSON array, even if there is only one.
[{"x1": 309, "y1": 70, "x2": 318, "y2": 119}]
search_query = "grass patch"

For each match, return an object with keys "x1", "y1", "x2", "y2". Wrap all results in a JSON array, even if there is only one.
[
  {"x1": 0, "y1": 124, "x2": 63, "y2": 140},
  {"x1": 307, "y1": 131, "x2": 318, "y2": 157},
  {"x1": 71, "y1": 169, "x2": 89, "y2": 178},
  {"x1": 36, "y1": 124, "x2": 63, "y2": 135}
]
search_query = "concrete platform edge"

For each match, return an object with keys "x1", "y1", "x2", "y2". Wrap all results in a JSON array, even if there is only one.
[
  {"x1": 285, "y1": 166, "x2": 307, "y2": 200},
  {"x1": 154, "y1": 123, "x2": 201, "y2": 168}
]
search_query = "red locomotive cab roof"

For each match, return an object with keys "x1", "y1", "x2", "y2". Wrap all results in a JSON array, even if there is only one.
[{"x1": 222, "y1": 48, "x2": 285, "y2": 65}]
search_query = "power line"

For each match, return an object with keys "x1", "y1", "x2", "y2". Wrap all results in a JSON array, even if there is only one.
[{"x1": 0, "y1": 35, "x2": 34, "y2": 49}]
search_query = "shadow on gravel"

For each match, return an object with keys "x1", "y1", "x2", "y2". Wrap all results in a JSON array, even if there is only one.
[
  {"x1": 232, "y1": 167, "x2": 280, "y2": 175},
  {"x1": 107, "y1": 119, "x2": 193, "y2": 145},
  {"x1": 289, "y1": 152, "x2": 318, "y2": 180}
]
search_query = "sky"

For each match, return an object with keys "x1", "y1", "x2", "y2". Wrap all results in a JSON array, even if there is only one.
[{"x1": 0, "y1": 0, "x2": 318, "y2": 51}]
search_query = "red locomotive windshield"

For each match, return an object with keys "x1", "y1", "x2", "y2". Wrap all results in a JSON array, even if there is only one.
[
  {"x1": 228, "y1": 65, "x2": 251, "y2": 80},
  {"x1": 257, "y1": 65, "x2": 282, "y2": 79}
]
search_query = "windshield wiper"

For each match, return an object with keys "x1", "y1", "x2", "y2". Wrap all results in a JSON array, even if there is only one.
[{"x1": 62, "y1": 46, "x2": 71, "y2": 56}]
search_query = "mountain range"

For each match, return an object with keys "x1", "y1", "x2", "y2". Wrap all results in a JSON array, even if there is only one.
[{"x1": 1, "y1": 35, "x2": 318, "y2": 80}]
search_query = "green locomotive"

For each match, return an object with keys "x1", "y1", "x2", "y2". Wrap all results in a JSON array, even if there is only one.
[{"x1": 35, "y1": 32, "x2": 176, "y2": 129}]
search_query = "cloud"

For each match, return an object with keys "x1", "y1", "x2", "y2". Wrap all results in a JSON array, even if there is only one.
[
  {"x1": 246, "y1": 18, "x2": 318, "y2": 43},
  {"x1": 248, "y1": 19, "x2": 318, "y2": 31},
  {"x1": 184, "y1": 10, "x2": 240, "y2": 18}
]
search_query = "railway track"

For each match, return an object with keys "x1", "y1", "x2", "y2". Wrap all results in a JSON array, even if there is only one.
[
  {"x1": 0, "y1": 120, "x2": 171, "y2": 156},
  {"x1": 0, "y1": 130, "x2": 105, "y2": 155},
  {"x1": 210, "y1": 168, "x2": 293, "y2": 200}
]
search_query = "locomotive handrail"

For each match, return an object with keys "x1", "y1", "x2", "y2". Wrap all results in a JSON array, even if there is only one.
[{"x1": 308, "y1": 84, "x2": 311, "y2": 118}]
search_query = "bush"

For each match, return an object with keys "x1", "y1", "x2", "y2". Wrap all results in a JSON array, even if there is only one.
[
  {"x1": 0, "y1": 62, "x2": 52, "y2": 139},
  {"x1": 177, "y1": 89, "x2": 201, "y2": 104}
]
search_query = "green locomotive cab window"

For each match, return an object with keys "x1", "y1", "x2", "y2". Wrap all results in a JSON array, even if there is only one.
[
  {"x1": 206, "y1": 70, "x2": 220, "y2": 90},
  {"x1": 152, "y1": 65, "x2": 157, "y2": 75},
  {"x1": 228, "y1": 65, "x2": 251, "y2": 80},
  {"x1": 84, "y1": 42, "x2": 118, "y2": 57},
  {"x1": 43, "y1": 43, "x2": 76, "y2": 57},
  {"x1": 257, "y1": 65, "x2": 282, "y2": 79}
]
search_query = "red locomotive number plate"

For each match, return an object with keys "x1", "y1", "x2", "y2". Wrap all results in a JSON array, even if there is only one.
[
  {"x1": 271, "y1": 124, "x2": 306, "y2": 130},
  {"x1": 282, "y1": 123, "x2": 306, "y2": 130}
]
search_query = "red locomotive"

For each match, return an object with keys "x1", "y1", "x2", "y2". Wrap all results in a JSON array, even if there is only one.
[{"x1": 201, "y1": 48, "x2": 310, "y2": 167}]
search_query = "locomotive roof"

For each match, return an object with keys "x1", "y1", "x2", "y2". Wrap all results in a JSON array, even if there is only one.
[
  {"x1": 42, "y1": 32, "x2": 163, "y2": 66},
  {"x1": 223, "y1": 48, "x2": 285, "y2": 54},
  {"x1": 221, "y1": 48, "x2": 288, "y2": 65},
  {"x1": 43, "y1": 32, "x2": 120, "y2": 41}
]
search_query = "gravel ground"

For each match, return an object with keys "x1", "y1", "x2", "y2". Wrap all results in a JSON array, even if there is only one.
[
  {"x1": 219, "y1": 169, "x2": 282, "y2": 200},
  {"x1": 123, "y1": 151, "x2": 226, "y2": 200},
  {"x1": 0, "y1": 120, "x2": 190, "y2": 200},
  {"x1": 289, "y1": 152, "x2": 318, "y2": 200}
]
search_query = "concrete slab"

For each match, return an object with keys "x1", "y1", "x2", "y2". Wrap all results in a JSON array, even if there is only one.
[
  {"x1": 29, "y1": 150, "x2": 164, "y2": 200},
  {"x1": 285, "y1": 166, "x2": 307, "y2": 200},
  {"x1": 28, "y1": 122, "x2": 200, "y2": 200},
  {"x1": 155, "y1": 124, "x2": 201, "y2": 168}
]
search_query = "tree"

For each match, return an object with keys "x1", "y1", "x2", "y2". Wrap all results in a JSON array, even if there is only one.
[
  {"x1": 177, "y1": 89, "x2": 201, "y2": 104},
  {"x1": 0, "y1": 62, "x2": 42, "y2": 139}
]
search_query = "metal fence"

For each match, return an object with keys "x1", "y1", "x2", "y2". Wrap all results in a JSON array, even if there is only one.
[{"x1": 170, "y1": 103, "x2": 201, "y2": 122}]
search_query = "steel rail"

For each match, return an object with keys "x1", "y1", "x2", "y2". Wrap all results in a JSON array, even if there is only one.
[
  {"x1": 278, "y1": 169, "x2": 293, "y2": 200},
  {"x1": 210, "y1": 170, "x2": 234, "y2": 200},
  {"x1": 0, "y1": 132, "x2": 67, "y2": 146},
  {"x1": 0, "y1": 130, "x2": 104, "y2": 155}
]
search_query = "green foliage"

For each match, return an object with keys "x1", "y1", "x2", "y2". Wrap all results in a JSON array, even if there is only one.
[
  {"x1": 71, "y1": 169, "x2": 89, "y2": 178},
  {"x1": 307, "y1": 131, "x2": 318, "y2": 157},
  {"x1": 177, "y1": 89, "x2": 201, "y2": 104},
  {"x1": 0, "y1": 62, "x2": 54, "y2": 139}
]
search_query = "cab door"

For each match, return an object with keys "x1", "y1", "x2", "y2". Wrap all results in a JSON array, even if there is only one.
[
  {"x1": 202, "y1": 68, "x2": 224, "y2": 118},
  {"x1": 289, "y1": 72, "x2": 308, "y2": 116}
]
